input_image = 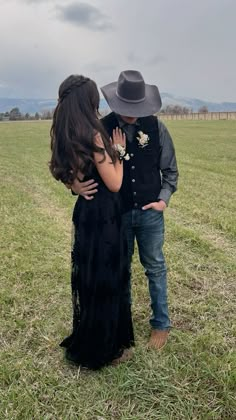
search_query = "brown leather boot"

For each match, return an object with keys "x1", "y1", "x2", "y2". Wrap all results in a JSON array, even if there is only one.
[{"x1": 148, "y1": 329, "x2": 169, "y2": 350}]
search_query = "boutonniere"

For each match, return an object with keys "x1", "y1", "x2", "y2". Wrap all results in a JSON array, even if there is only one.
[{"x1": 136, "y1": 131, "x2": 150, "y2": 148}]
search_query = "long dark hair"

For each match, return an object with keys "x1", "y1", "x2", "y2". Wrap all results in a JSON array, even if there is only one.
[{"x1": 50, "y1": 74, "x2": 117, "y2": 184}]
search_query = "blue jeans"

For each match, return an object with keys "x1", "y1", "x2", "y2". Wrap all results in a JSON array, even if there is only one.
[{"x1": 122, "y1": 209, "x2": 170, "y2": 330}]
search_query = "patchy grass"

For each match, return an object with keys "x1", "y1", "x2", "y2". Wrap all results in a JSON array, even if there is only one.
[{"x1": 0, "y1": 120, "x2": 235, "y2": 419}]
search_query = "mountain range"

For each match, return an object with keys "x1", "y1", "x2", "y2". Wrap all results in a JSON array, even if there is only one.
[
  {"x1": 160, "y1": 93, "x2": 236, "y2": 112},
  {"x1": 1, "y1": 94, "x2": 236, "y2": 114}
]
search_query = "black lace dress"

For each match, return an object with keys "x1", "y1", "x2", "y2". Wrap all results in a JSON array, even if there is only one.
[{"x1": 60, "y1": 169, "x2": 134, "y2": 370}]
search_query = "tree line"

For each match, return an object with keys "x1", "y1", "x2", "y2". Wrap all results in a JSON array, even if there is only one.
[
  {"x1": 160, "y1": 105, "x2": 209, "y2": 114},
  {"x1": 0, "y1": 105, "x2": 209, "y2": 121},
  {"x1": 0, "y1": 107, "x2": 53, "y2": 121}
]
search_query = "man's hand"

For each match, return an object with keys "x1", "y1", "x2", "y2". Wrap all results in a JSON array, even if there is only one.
[
  {"x1": 142, "y1": 200, "x2": 167, "y2": 212},
  {"x1": 70, "y1": 178, "x2": 98, "y2": 200}
]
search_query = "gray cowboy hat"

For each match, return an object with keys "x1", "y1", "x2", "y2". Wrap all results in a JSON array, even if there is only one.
[{"x1": 101, "y1": 70, "x2": 162, "y2": 117}]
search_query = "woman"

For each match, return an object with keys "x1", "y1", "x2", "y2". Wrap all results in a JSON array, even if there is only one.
[{"x1": 50, "y1": 75, "x2": 134, "y2": 370}]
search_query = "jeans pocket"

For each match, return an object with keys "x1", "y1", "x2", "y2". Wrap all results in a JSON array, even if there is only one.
[{"x1": 150, "y1": 208, "x2": 163, "y2": 214}]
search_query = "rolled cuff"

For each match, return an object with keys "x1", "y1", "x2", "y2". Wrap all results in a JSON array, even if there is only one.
[{"x1": 158, "y1": 188, "x2": 172, "y2": 206}]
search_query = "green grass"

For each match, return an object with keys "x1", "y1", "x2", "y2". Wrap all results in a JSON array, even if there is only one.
[{"x1": 0, "y1": 120, "x2": 235, "y2": 419}]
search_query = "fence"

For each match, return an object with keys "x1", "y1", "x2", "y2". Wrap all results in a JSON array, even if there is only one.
[{"x1": 158, "y1": 111, "x2": 236, "y2": 121}]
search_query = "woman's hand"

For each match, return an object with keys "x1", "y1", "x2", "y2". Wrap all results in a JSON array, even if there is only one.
[{"x1": 112, "y1": 127, "x2": 126, "y2": 148}]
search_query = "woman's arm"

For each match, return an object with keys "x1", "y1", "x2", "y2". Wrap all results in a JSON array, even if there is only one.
[{"x1": 94, "y1": 128, "x2": 126, "y2": 192}]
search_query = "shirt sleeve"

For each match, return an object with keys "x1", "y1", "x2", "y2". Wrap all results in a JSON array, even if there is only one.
[{"x1": 157, "y1": 119, "x2": 179, "y2": 205}]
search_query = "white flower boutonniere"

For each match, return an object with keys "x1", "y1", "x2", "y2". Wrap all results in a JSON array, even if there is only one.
[
  {"x1": 114, "y1": 144, "x2": 130, "y2": 160},
  {"x1": 136, "y1": 131, "x2": 150, "y2": 148}
]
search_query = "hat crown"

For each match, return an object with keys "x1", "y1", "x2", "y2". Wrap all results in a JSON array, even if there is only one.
[
  {"x1": 116, "y1": 70, "x2": 145, "y2": 103},
  {"x1": 101, "y1": 69, "x2": 162, "y2": 117}
]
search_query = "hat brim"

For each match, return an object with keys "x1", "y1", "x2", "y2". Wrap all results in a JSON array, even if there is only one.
[{"x1": 101, "y1": 82, "x2": 162, "y2": 117}]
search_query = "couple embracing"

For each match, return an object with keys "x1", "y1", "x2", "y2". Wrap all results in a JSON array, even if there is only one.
[{"x1": 50, "y1": 70, "x2": 178, "y2": 370}]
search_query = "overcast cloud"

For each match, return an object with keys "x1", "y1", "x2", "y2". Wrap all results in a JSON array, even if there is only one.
[
  {"x1": 0, "y1": 0, "x2": 235, "y2": 101},
  {"x1": 56, "y1": 2, "x2": 113, "y2": 31}
]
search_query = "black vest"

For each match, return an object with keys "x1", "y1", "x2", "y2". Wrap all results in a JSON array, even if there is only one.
[{"x1": 102, "y1": 113, "x2": 162, "y2": 212}]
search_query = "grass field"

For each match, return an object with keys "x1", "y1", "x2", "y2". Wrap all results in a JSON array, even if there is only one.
[{"x1": 0, "y1": 120, "x2": 235, "y2": 419}]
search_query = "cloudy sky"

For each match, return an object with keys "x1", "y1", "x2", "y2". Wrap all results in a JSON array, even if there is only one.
[{"x1": 0, "y1": 0, "x2": 235, "y2": 102}]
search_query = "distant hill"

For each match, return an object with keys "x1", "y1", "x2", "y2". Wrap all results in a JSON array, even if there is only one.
[
  {"x1": 0, "y1": 98, "x2": 57, "y2": 114},
  {"x1": 0, "y1": 98, "x2": 109, "y2": 114},
  {"x1": 0, "y1": 95, "x2": 236, "y2": 114},
  {"x1": 161, "y1": 93, "x2": 236, "y2": 112}
]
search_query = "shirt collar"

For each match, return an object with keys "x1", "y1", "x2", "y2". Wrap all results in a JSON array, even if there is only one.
[{"x1": 115, "y1": 114, "x2": 140, "y2": 128}]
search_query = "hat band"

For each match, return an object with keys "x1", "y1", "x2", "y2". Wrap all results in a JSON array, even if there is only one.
[{"x1": 116, "y1": 90, "x2": 145, "y2": 104}]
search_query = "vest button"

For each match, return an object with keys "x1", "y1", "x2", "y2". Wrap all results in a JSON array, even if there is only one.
[
  {"x1": 133, "y1": 191, "x2": 137, "y2": 195},
  {"x1": 130, "y1": 153, "x2": 134, "y2": 157},
  {"x1": 134, "y1": 203, "x2": 138, "y2": 207},
  {"x1": 132, "y1": 179, "x2": 135, "y2": 182},
  {"x1": 131, "y1": 166, "x2": 135, "y2": 170}
]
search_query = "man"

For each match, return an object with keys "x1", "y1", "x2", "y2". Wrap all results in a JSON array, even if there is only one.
[{"x1": 71, "y1": 70, "x2": 178, "y2": 350}]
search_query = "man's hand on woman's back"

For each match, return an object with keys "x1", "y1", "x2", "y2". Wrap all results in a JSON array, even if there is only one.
[{"x1": 70, "y1": 178, "x2": 98, "y2": 199}]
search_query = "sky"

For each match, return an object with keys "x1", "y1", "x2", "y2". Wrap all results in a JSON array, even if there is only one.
[{"x1": 0, "y1": 0, "x2": 236, "y2": 102}]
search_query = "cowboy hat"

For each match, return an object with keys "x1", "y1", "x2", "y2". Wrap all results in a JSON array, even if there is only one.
[{"x1": 101, "y1": 70, "x2": 162, "y2": 117}]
